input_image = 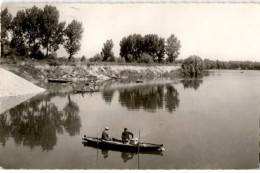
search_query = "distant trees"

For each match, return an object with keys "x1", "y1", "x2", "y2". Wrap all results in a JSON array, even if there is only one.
[
  {"x1": 119, "y1": 34, "x2": 181, "y2": 63},
  {"x1": 101, "y1": 39, "x2": 115, "y2": 62},
  {"x1": 0, "y1": 5, "x2": 83, "y2": 60},
  {"x1": 64, "y1": 20, "x2": 83, "y2": 61},
  {"x1": 203, "y1": 59, "x2": 260, "y2": 70},
  {"x1": 182, "y1": 55, "x2": 204, "y2": 77}
]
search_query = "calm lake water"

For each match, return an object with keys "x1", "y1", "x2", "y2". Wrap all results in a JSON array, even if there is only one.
[{"x1": 0, "y1": 70, "x2": 259, "y2": 169}]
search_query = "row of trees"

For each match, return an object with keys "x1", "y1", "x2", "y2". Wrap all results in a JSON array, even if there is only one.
[
  {"x1": 203, "y1": 59, "x2": 260, "y2": 70},
  {"x1": 89, "y1": 34, "x2": 181, "y2": 63},
  {"x1": 120, "y1": 34, "x2": 181, "y2": 63},
  {"x1": 1, "y1": 6, "x2": 83, "y2": 60}
]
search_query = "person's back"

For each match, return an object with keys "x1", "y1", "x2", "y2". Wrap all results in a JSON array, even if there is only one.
[
  {"x1": 122, "y1": 128, "x2": 133, "y2": 143},
  {"x1": 102, "y1": 127, "x2": 110, "y2": 140}
]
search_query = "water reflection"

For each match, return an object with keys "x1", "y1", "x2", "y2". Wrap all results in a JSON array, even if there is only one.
[
  {"x1": 83, "y1": 142, "x2": 163, "y2": 163},
  {"x1": 63, "y1": 95, "x2": 81, "y2": 136},
  {"x1": 0, "y1": 92, "x2": 81, "y2": 151},
  {"x1": 117, "y1": 84, "x2": 180, "y2": 113},
  {"x1": 121, "y1": 152, "x2": 134, "y2": 163},
  {"x1": 101, "y1": 89, "x2": 115, "y2": 104},
  {"x1": 181, "y1": 79, "x2": 203, "y2": 90}
]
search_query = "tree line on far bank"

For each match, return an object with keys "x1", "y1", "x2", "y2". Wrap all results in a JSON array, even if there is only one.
[
  {"x1": 180, "y1": 57, "x2": 260, "y2": 77},
  {"x1": 1, "y1": 6, "x2": 83, "y2": 61}
]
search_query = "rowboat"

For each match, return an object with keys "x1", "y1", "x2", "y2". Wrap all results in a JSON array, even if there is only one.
[
  {"x1": 136, "y1": 79, "x2": 144, "y2": 83},
  {"x1": 48, "y1": 79, "x2": 72, "y2": 83},
  {"x1": 82, "y1": 136, "x2": 164, "y2": 152},
  {"x1": 74, "y1": 89, "x2": 99, "y2": 93}
]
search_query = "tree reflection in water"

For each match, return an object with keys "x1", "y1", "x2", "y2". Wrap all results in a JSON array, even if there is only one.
[
  {"x1": 63, "y1": 95, "x2": 81, "y2": 136},
  {"x1": 181, "y1": 79, "x2": 203, "y2": 90},
  {"x1": 101, "y1": 89, "x2": 115, "y2": 104},
  {"x1": 0, "y1": 93, "x2": 81, "y2": 151},
  {"x1": 115, "y1": 84, "x2": 180, "y2": 113},
  {"x1": 165, "y1": 85, "x2": 180, "y2": 113}
]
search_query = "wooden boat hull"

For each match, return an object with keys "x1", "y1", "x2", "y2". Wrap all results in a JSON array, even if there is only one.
[
  {"x1": 75, "y1": 89, "x2": 99, "y2": 93},
  {"x1": 82, "y1": 137, "x2": 163, "y2": 152},
  {"x1": 136, "y1": 80, "x2": 144, "y2": 83},
  {"x1": 48, "y1": 79, "x2": 72, "y2": 83}
]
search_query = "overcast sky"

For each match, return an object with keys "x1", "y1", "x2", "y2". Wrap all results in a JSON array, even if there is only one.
[{"x1": 2, "y1": 3, "x2": 260, "y2": 61}]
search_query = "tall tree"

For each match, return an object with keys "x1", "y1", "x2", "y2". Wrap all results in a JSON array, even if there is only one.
[
  {"x1": 143, "y1": 34, "x2": 165, "y2": 62},
  {"x1": 10, "y1": 10, "x2": 28, "y2": 56},
  {"x1": 10, "y1": 6, "x2": 44, "y2": 58},
  {"x1": 1, "y1": 8, "x2": 13, "y2": 56},
  {"x1": 23, "y1": 6, "x2": 43, "y2": 54},
  {"x1": 41, "y1": 5, "x2": 65, "y2": 57},
  {"x1": 165, "y1": 34, "x2": 181, "y2": 63},
  {"x1": 101, "y1": 39, "x2": 114, "y2": 61},
  {"x1": 120, "y1": 36, "x2": 134, "y2": 62},
  {"x1": 64, "y1": 20, "x2": 83, "y2": 61}
]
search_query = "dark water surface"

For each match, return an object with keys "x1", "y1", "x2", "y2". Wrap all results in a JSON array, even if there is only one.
[{"x1": 0, "y1": 70, "x2": 259, "y2": 169}]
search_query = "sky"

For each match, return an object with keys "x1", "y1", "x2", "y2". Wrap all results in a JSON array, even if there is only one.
[{"x1": 2, "y1": 3, "x2": 260, "y2": 61}]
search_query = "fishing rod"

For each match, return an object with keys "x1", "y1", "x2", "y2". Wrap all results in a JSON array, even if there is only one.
[{"x1": 138, "y1": 129, "x2": 140, "y2": 169}]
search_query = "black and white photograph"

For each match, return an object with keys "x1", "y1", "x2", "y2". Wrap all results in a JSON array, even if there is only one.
[{"x1": 0, "y1": 2, "x2": 260, "y2": 170}]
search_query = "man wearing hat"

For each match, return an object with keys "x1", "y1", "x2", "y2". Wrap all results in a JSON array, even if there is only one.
[
  {"x1": 122, "y1": 128, "x2": 134, "y2": 144},
  {"x1": 102, "y1": 127, "x2": 110, "y2": 141}
]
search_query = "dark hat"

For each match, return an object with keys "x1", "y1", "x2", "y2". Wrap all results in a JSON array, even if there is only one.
[{"x1": 124, "y1": 128, "x2": 128, "y2": 130}]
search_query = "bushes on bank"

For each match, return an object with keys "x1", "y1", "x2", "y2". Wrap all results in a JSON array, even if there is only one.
[{"x1": 182, "y1": 55, "x2": 204, "y2": 77}]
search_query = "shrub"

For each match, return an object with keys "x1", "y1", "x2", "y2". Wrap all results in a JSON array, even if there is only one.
[
  {"x1": 182, "y1": 55, "x2": 204, "y2": 77},
  {"x1": 138, "y1": 53, "x2": 153, "y2": 64},
  {"x1": 107, "y1": 55, "x2": 115, "y2": 62},
  {"x1": 46, "y1": 52, "x2": 58, "y2": 59},
  {"x1": 48, "y1": 58, "x2": 62, "y2": 66},
  {"x1": 117, "y1": 57, "x2": 125, "y2": 63},
  {"x1": 81, "y1": 55, "x2": 86, "y2": 62},
  {"x1": 125, "y1": 54, "x2": 134, "y2": 63},
  {"x1": 89, "y1": 53, "x2": 102, "y2": 62}
]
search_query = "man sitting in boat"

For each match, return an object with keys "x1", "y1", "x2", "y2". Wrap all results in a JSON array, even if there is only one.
[
  {"x1": 102, "y1": 127, "x2": 111, "y2": 140},
  {"x1": 122, "y1": 128, "x2": 134, "y2": 144}
]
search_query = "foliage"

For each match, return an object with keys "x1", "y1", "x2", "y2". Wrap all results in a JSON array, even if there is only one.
[
  {"x1": 165, "y1": 34, "x2": 181, "y2": 63},
  {"x1": 1, "y1": 8, "x2": 13, "y2": 56},
  {"x1": 101, "y1": 39, "x2": 115, "y2": 61},
  {"x1": 182, "y1": 55, "x2": 204, "y2": 77},
  {"x1": 89, "y1": 53, "x2": 102, "y2": 62},
  {"x1": 3, "y1": 5, "x2": 83, "y2": 60},
  {"x1": 143, "y1": 34, "x2": 165, "y2": 62},
  {"x1": 81, "y1": 55, "x2": 86, "y2": 62},
  {"x1": 64, "y1": 20, "x2": 84, "y2": 61},
  {"x1": 120, "y1": 34, "x2": 170, "y2": 63},
  {"x1": 203, "y1": 59, "x2": 260, "y2": 70},
  {"x1": 9, "y1": 5, "x2": 67, "y2": 59},
  {"x1": 116, "y1": 57, "x2": 126, "y2": 63},
  {"x1": 41, "y1": 5, "x2": 65, "y2": 56},
  {"x1": 137, "y1": 53, "x2": 154, "y2": 64}
]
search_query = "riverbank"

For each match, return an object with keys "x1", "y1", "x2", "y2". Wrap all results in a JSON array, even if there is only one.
[{"x1": 0, "y1": 60, "x2": 181, "y2": 85}]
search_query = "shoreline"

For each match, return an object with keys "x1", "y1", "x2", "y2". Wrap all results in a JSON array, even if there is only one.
[{"x1": 0, "y1": 61, "x2": 182, "y2": 86}]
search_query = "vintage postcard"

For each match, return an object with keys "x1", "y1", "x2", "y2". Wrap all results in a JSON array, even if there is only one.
[{"x1": 0, "y1": 2, "x2": 260, "y2": 170}]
